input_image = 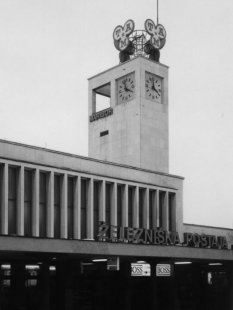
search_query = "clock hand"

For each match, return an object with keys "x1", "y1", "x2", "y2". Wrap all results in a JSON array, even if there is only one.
[
  {"x1": 125, "y1": 87, "x2": 133, "y2": 92},
  {"x1": 124, "y1": 82, "x2": 133, "y2": 92},
  {"x1": 151, "y1": 84, "x2": 156, "y2": 91},
  {"x1": 151, "y1": 82, "x2": 159, "y2": 95},
  {"x1": 122, "y1": 80, "x2": 128, "y2": 87}
]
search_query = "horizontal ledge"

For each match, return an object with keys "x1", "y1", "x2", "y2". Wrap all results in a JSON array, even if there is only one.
[
  {"x1": 0, "y1": 139, "x2": 184, "y2": 180},
  {"x1": 0, "y1": 236, "x2": 232, "y2": 261}
]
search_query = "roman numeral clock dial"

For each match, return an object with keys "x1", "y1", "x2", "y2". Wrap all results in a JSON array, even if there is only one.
[
  {"x1": 117, "y1": 73, "x2": 135, "y2": 104},
  {"x1": 145, "y1": 72, "x2": 162, "y2": 103}
]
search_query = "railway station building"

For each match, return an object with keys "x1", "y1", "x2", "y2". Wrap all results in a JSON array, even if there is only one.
[{"x1": 0, "y1": 20, "x2": 233, "y2": 310}]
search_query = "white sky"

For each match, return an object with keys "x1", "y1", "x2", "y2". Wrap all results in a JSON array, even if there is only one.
[{"x1": 0, "y1": 0, "x2": 233, "y2": 228}]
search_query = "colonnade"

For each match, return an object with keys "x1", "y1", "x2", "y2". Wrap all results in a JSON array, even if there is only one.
[{"x1": 0, "y1": 160, "x2": 177, "y2": 240}]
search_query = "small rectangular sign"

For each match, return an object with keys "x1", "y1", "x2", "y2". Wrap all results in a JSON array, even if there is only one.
[
  {"x1": 107, "y1": 257, "x2": 120, "y2": 271},
  {"x1": 131, "y1": 263, "x2": 151, "y2": 277},
  {"x1": 156, "y1": 264, "x2": 171, "y2": 277}
]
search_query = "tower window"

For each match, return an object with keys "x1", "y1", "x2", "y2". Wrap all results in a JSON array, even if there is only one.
[{"x1": 93, "y1": 83, "x2": 111, "y2": 112}]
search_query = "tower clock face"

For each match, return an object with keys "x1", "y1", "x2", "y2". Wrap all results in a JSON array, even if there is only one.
[
  {"x1": 145, "y1": 72, "x2": 162, "y2": 103},
  {"x1": 117, "y1": 73, "x2": 135, "y2": 104}
]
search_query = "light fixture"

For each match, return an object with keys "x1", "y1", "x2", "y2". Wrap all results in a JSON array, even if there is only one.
[
  {"x1": 208, "y1": 263, "x2": 222, "y2": 266},
  {"x1": 92, "y1": 259, "x2": 107, "y2": 262},
  {"x1": 81, "y1": 262, "x2": 93, "y2": 266},
  {"x1": 175, "y1": 261, "x2": 192, "y2": 265},
  {"x1": 1, "y1": 264, "x2": 11, "y2": 269},
  {"x1": 25, "y1": 265, "x2": 40, "y2": 270}
]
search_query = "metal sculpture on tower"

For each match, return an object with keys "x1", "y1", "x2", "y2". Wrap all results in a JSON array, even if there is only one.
[
  {"x1": 144, "y1": 19, "x2": 166, "y2": 62},
  {"x1": 113, "y1": 19, "x2": 135, "y2": 63},
  {"x1": 113, "y1": 19, "x2": 166, "y2": 63}
]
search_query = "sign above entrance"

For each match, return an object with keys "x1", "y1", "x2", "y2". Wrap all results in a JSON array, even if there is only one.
[
  {"x1": 97, "y1": 222, "x2": 230, "y2": 250},
  {"x1": 107, "y1": 257, "x2": 120, "y2": 271},
  {"x1": 131, "y1": 263, "x2": 151, "y2": 277},
  {"x1": 156, "y1": 264, "x2": 172, "y2": 277}
]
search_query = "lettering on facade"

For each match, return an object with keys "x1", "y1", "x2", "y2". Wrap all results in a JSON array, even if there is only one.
[
  {"x1": 89, "y1": 108, "x2": 113, "y2": 122},
  {"x1": 97, "y1": 222, "x2": 229, "y2": 250}
]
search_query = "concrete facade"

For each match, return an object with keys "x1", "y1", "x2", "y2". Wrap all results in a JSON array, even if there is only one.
[
  {"x1": 88, "y1": 56, "x2": 169, "y2": 173},
  {"x1": 0, "y1": 139, "x2": 183, "y2": 243},
  {"x1": 0, "y1": 139, "x2": 232, "y2": 261}
]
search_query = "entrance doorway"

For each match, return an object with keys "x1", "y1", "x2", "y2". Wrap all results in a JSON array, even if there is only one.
[{"x1": 0, "y1": 258, "x2": 231, "y2": 310}]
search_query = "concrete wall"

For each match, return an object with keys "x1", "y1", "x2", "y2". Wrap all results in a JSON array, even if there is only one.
[
  {"x1": 0, "y1": 140, "x2": 233, "y2": 262},
  {"x1": 88, "y1": 56, "x2": 169, "y2": 173},
  {"x1": 0, "y1": 139, "x2": 184, "y2": 240}
]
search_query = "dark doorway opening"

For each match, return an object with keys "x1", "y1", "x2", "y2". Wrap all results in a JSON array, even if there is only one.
[{"x1": 0, "y1": 258, "x2": 231, "y2": 310}]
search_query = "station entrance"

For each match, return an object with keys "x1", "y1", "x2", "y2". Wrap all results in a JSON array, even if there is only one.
[{"x1": 0, "y1": 255, "x2": 231, "y2": 310}]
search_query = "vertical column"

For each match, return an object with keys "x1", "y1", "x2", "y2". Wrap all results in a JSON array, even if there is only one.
[
  {"x1": 143, "y1": 188, "x2": 149, "y2": 229},
  {"x1": 111, "y1": 182, "x2": 117, "y2": 226},
  {"x1": 74, "y1": 176, "x2": 81, "y2": 239},
  {"x1": 1, "y1": 163, "x2": 8, "y2": 234},
  {"x1": 122, "y1": 184, "x2": 128, "y2": 227},
  {"x1": 61, "y1": 174, "x2": 68, "y2": 238},
  {"x1": 156, "y1": 190, "x2": 160, "y2": 228},
  {"x1": 99, "y1": 180, "x2": 106, "y2": 222},
  {"x1": 133, "y1": 186, "x2": 139, "y2": 228},
  {"x1": 46, "y1": 171, "x2": 54, "y2": 238},
  {"x1": 152, "y1": 190, "x2": 157, "y2": 229},
  {"x1": 87, "y1": 178, "x2": 94, "y2": 239},
  {"x1": 32, "y1": 168, "x2": 39, "y2": 236},
  {"x1": 162, "y1": 191, "x2": 169, "y2": 230},
  {"x1": 170, "y1": 193, "x2": 176, "y2": 231},
  {"x1": 17, "y1": 166, "x2": 24, "y2": 236}
]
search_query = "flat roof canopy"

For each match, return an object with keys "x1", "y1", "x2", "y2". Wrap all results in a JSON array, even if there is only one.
[{"x1": 1, "y1": 236, "x2": 233, "y2": 262}]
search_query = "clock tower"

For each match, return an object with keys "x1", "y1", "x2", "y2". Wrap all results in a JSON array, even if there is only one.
[{"x1": 88, "y1": 19, "x2": 169, "y2": 173}]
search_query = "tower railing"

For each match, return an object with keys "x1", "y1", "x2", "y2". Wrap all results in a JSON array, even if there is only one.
[{"x1": 129, "y1": 30, "x2": 151, "y2": 59}]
